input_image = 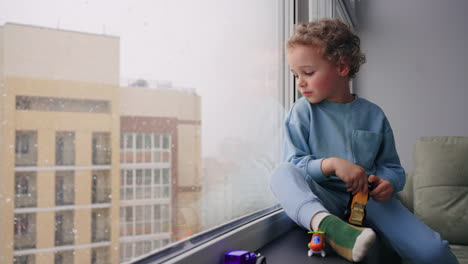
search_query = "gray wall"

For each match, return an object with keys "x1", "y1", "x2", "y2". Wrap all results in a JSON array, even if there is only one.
[{"x1": 354, "y1": 0, "x2": 468, "y2": 171}]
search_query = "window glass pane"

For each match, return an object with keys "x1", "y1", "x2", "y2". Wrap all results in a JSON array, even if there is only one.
[
  {"x1": 2, "y1": 1, "x2": 284, "y2": 262},
  {"x1": 136, "y1": 134, "x2": 143, "y2": 149},
  {"x1": 92, "y1": 132, "x2": 111, "y2": 165},
  {"x1": 56, "y1": 132, "x2": 75, "y2": 166},
  {"x1": 15, "y1": 172, "x2": 37, "y2": 208},
  {"x1": 144, "y1": 134, "x2": 151, "y2": 149},
  {"x1": 154, "y1": 169, "x2": 161, "y2": 184},
  {"x1": 162, "y1": 134, "x2": 170, "y2": 149},
  {"x1": 55, "y1": 171, "x2": 74, "y2": 206},
  {"x1": 126, "y1": 134, "x2": 133, "y2": 149},
  {"x1": 153, "y1": 151, "x2": 161, "y2": 162},
  {"x1": 153, "y1": 134, "x2": 160, "y2": 148},
  {"x1": 15, "y1": 131, "x2": 37, "y2": 166}
]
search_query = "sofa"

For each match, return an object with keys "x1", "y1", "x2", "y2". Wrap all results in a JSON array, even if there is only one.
[{"x1": 397, "y1": 136, "x2": 468, "y2": 264}]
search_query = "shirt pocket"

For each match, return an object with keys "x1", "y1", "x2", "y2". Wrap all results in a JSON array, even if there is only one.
[{"x1": 351, "y1": 130, "x2": 383, "y2": 171}]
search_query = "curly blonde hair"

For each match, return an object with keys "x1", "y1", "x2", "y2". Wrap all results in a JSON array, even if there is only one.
[{"x1": 287, "y1": 18, "x2": 366, "y2": 78}]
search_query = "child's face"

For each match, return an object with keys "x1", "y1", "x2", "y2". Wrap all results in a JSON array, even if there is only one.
[{"x1": 287, "y1": 44, "x2": 350, "y2": 104}]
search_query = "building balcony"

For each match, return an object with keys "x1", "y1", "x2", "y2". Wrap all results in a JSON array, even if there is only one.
[
  {"x1": 15, "y1": 194, "x2": 37, "y2": 208},
  {"x1": 14, "y1": 213, "x2": 36, "y2": 250},
  {"x1": 55, "y1": 191, "x2": 74, "y2": 206},
  {"x1": 14, "y1": 234, "x2": 36, "y2": 250},
  {"x1": 55, "y1": 235, "x2": 74, "y2": 246}
]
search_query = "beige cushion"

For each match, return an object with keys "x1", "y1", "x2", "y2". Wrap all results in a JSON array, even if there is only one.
[{"x1": 413, "y1": 136, "x2": 468, "y2": 245}]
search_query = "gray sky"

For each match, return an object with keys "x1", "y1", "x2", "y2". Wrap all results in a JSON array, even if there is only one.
[{"x1": 0, "y1": 0, "x2": 284, "y2": 157}]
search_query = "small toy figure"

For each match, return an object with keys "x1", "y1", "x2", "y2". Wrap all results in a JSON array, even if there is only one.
[
  {"x1": 224, "y1": 250, "x2": 266, "y2": 264},
  {"x1": 307, "y1": 231, "x2": 326, "y2": 258}
]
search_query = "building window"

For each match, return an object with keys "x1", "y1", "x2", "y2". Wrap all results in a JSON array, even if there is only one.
[
  {"x1": 15, "y1": 172, "x2": 37, "y2": 208},
  {"x1": 91, "y1": 246, "x2": 110, "y2": 264},
  {"x1": 120, "y1": 204, "x2": 170, "y2": 237},
  {"x1": 14, "y1": 213, "x2": 36, "y2": 250},
  {"x1": 13, "y1": 255, "x2": 35, "y2": 264},
  {"x1": 56, "y1": 132, "x2": 75, "y2": 166},
  {"x1": 55, "y1": 211, "x2": 74, "y2": 246},
  {"x1": 16, "y1": 135, "x2": 29, "y2": 154},
  {"x1": 16, "y1": 174, "x2": 29, "y2": 195},
  {"x1": 92, "y1": 170, "x2": 111, "y2": 204},
  {"x1": 54, "y1": 251, "x2": 74, "y2": 264},
  {"x1": 120, "y1": 168, "x2": 170, "y2": 200},
  {"x1": 55, "y1": 171, "x2": 74, "y2": 206},
  {"x1": 14, "y1": 215, "x2": 29, "y2": 236},
  {"x1": 16, "y1": 96, "x2": 32, "y2": 110},
  {"x1": 16, "y1": 95, "x2": 110, "y2": 113},
  {"x1": 119, "y1": 206, "x2": 134, "y2": 237},
  {"x1": 15, "y1": 131, "x2": 37, "y2": 166},
  {"x1": 92, "y1": 132, "x2": 111, "y2": 165},
  {"x1": 121, "y1": 132, "x2": 171, "y2": 164},
  {"x1": 92, "y1": 209, "x2": 111, "y2": 242}
]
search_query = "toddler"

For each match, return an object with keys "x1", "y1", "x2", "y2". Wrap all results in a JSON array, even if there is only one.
[{"x1": 270, "y1": 18, "x2": 458, "y2": 263}]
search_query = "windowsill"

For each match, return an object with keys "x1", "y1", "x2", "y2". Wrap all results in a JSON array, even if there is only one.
[
  {"x1": 131, "y1": 206, "x2": 402, "y2": 264},
  {"x1": 133, "y1": 206, "x2": 296, "y2": 264}
]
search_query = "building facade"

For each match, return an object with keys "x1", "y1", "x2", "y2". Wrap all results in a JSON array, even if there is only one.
[{"x1": 119, "y1": 85, "x2": 202, "y2": 263}]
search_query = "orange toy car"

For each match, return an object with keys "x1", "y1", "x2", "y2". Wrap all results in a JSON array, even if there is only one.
[
  {"x1": 346, "y1": 182, "x2": 375, "y2": 226},
  {"x1": 348, "y1": 191, "x2": 369, "y2": 226}
]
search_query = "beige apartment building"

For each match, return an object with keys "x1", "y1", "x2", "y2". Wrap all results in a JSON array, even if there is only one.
[{"x1": 0, "y1": 23, "x2": 201, "y2": 264}]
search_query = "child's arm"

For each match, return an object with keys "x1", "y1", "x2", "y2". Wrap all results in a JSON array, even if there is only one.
[
  {"x1": 322, "y1": 157, "x2": 369, "y2": 195},
  {"x1": 373, "y1": 121, "x2": 406, "y2": 194},
  {"x1": 283, "y1": 105, "x2": 328, "y2": 183}
]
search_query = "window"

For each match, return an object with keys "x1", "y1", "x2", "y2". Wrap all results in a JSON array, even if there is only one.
[
  {"x1": 54, "y1": 251, "x2": 74, "y2": 264},
  {"x1": 122, "y1": 204, "x2": 170, "y2": 235},
  {"x1": 55, "y1": 171, "x2": 74, "y2": 206},
  {"x1": 2, "y1": 1, "x2": 286, "y2": 263},
  {"x1": 121, "y1": 132, "x2": 170, "y2": 164},
  {"x1": 15, "y1": 172, "x2": 37, "y2": 208},
  {"x1": 15, "y1": 134, "x2": 29, "y2": 154},
  {"x1": 92, "y1": 170, "x2": 111, "y2": 204},
  {"x1": 92, "y1": 209, "x2": 111, "y2": 242},
  {"x1": 15, "y1": 131, "x2": 37, "y2": 166},
  {"x1": 14, "y1": 215, "x2": 29, "y2": 236},
  {"x1": 13, "y1": 255, "x2": 35, "y2": 264},
  {"x1": 92, "y1": 132, "x2": 111, "y2": 165},
  {"x1": 56, "y1": 132, "x2": 75, "y2": 166},
  {"x1": 91, "y1": 246, "x2": 109, "y2": 264},
  {"x1": 16, "y1": 95, "x2": 110, "y2": 113},
  {"x1": 15, "y1": 174, "x2": 29, "y2": 195},
  {"x1": 14, "y1": 213, "x2": 36, "y2": 250},
  {"x1": 55, "y1": 211, "x2": 74, "y2": 246}
]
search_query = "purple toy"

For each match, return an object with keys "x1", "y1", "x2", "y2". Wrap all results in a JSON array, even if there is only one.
[{"x1": 224, "y1": 250, "x2": 266, "y2": 264}]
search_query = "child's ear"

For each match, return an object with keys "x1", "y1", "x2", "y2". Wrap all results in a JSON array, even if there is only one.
[{"x1": 336, "y1": 59, "x2": 351, "y2": 77}]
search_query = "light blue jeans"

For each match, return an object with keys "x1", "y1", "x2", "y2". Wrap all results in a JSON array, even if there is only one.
[{"x1": 270, "y1": 163, "x2": 459, "y2": 264}]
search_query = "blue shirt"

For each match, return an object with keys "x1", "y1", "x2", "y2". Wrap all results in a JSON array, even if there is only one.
[{"x1": 282, "y1": 96, "x2": 405, "y2": 193}]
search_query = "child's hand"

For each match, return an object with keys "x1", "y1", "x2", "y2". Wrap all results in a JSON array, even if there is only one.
[
  {"x1": 324, "y1": 158, "x2": 368, "y2": 195},
  {"x1": 368, "y1": 174, "x2": 393, "y2": 202}
]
